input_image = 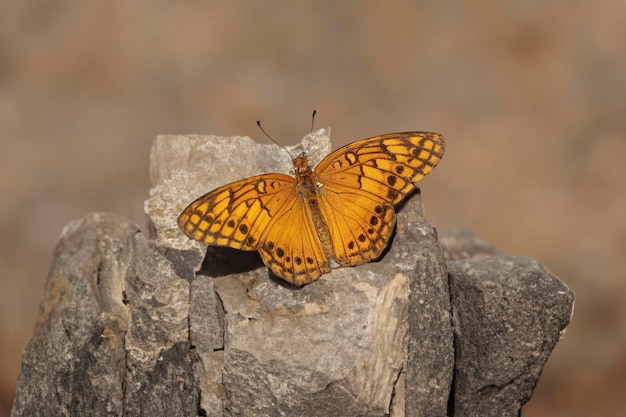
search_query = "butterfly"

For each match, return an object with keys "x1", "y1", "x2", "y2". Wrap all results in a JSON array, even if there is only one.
[{"x1": 177, "y1": 132, "x2": 445, "y2": 286}]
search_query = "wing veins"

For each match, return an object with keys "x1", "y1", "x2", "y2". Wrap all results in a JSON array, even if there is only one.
[{"x1": 238, "y1": 183, "x2": 297, "y2": 248}]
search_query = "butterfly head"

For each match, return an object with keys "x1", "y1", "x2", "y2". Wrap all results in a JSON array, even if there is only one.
[{"x1": 293, "y1": 153, "x2": 313, "y2": 177}]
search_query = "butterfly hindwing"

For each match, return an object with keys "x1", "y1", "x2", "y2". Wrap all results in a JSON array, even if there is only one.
[
  {"x1": 258, "y1": 194, "x2": 330, "y2": 286},
  {"x1": 317, "y1": 188, "x2": 396, "y2": 266}
]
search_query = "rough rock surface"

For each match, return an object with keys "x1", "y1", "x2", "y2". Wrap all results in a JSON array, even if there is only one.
[
  {"x1": 11, "y1": 130, "x2": 574, "y2": 417},
  {"x1": 11, "y1": 213, "x2": 197, "y2": 417},
  {"x1": 443, "y1": 231, "x2": 575, "y2": 417}
]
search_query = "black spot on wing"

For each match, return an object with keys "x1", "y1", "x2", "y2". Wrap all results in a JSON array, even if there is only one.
[{"x1": 386, "y1": 189, "x2": 399, "y2": 201}]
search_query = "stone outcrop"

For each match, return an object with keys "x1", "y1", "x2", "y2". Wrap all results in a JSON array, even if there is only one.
[{"x1": 11, "y1": 130, "x2": 574, "y2": 417}]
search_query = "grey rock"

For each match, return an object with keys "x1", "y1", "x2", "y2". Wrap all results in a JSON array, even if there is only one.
[
  {"x1": 11, "y1": 212, "x2": 200, "y2": 417},
  {"x1": 11, "y1": 212, "x2": 133, "y2": 417},
  {"x1": 11, "y1": 131, "x2": 574, "y2": 417},
  {"x1": 209, "y1": 201, "x2": 449, "y2": 417},
  {"x1": 442, "y1": 229, "x2": 575, "y2": 417},
  {"x1": 404, "y1": 222, "x2": 453, "y2": 417},
  {"x1": 146, "y1": 129, "x2": 453, "y2": 416}
]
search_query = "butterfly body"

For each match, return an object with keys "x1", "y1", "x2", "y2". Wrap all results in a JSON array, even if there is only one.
[
  {"x1": 292, "y1": 154, "x2": 336, "y2": 264},
  {"x1": 178, "y1": 132, "x2": 445, "y2": 286}
]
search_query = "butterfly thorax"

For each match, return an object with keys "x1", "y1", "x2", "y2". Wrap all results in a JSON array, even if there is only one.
[
  {"x1": 292, "y1": 154, "x2": 336, "y2": 263},
  {"x1": 292, "y1": 154, "x2": 319, "y2": 198}
]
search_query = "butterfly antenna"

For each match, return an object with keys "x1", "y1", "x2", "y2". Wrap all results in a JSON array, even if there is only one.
[
  {"x1": 310, "y1": 109, "x2": 317, "y2": 132},
  {"x1": 256, "y1": 120, "x2": 295, "y2": 159}
]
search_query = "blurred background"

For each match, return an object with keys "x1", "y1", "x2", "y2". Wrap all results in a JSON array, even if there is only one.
[{"x1": 1, "y1": 1, "x2": 625, "y2": 415}]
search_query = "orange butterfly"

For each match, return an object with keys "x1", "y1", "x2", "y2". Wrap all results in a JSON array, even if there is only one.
[{"x1": 177, "y1": 132, "x2": 445, "y2": 286}]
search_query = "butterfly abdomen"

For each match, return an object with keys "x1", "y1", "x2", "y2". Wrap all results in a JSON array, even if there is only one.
[{"x1": 294, "y1": 156, "x2": 337, "y2": 263}]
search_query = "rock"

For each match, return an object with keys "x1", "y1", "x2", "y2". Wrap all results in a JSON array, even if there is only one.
[
  {"x1": 404, "y1": 222, "x2": 453, "y2": 417},
  {"x1": 11, "y1": 212, "x2": 199, "y2": 417},
  {"x1": 207, "y1": 211, "x2": 452, "y2": 417},
  {"x1": 146, "y1": 128, "x2": 453, "y2": 416},
  {"x1": 11, "y1": 131, "x2": 574, "y2": 417},
  {"x1": 442, "y1": 229, "x2": 575, "y2": 417}
]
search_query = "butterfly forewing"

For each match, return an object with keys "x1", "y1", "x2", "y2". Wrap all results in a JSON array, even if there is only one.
[
  {"x1": 177, "y1": 174, "x2": 296, "y2": 250},
  {"x1": 315, "y1": 132, "x2": 445, "y2": 204}
]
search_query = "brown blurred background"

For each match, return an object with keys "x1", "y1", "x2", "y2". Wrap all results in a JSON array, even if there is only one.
[{"x1": 1, "y1": 1, "x2": 625, "y2": 415}]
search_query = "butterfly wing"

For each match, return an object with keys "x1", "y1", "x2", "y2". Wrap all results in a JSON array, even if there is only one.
[
  {"x1": 177, "y1": 173, "x2": 297, "y2": 250},
  {"x1": 315, "y1": 132, "x2": 445, "y2": 205},
  {"x1": 177, "y1": 173, "x2": 330, "y2": 285},
  {"x1": 257, "y1": 195, "x2": 330, "y2": 286},
  {"x1": 314, "y1": 132, "x2": 445, "y2": 266},
  {"x1": 316, "y1": 187, "x2": 397, "y2": 266}
]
